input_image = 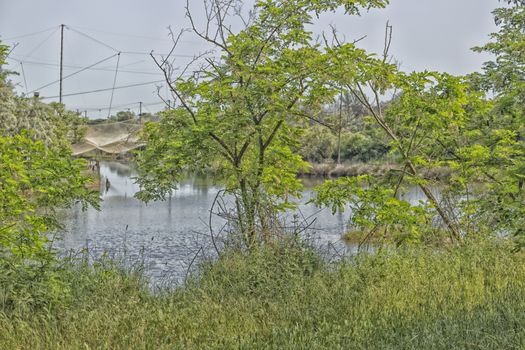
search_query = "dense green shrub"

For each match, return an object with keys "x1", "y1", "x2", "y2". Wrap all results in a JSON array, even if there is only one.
[
  {"x1": 0, "y1": 42, "x2": 99, "y2": 315},
  {"x1": 299, "y1": 126, "x2": 391, "y2": 164}
]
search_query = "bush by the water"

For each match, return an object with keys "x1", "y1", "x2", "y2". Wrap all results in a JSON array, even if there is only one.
[{"x1": 1, "y1": 239, "x2": 525, "y2": 349}]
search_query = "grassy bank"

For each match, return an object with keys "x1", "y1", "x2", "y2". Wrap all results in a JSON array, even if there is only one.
[
  {"x1": 1, "y1": 240, "x2": 525, "y2": 349},
  {"x1": 302, "y1": 162, "x2": 452, "y2": 179}
]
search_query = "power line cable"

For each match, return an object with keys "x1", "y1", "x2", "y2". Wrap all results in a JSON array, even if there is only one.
[
  {"x1": 69, "y1": 100, "x2": 165, "y2": 111},
  {"x1": 142, "y1": 101, "x2": 166, "y2": 107},
  {"x1": 10, "y1": 27, "x2": 204, "y2": 60},
  {"x1": 70, "y1": 101, "x2": 142, "y2": 111},
  {"x1": 19, "y1": 62, "x2": 29, "y2": 94},
  {"x1": 8, "y1": 56, "x2": 159, "y2": 73},
  {"x1": 107, "y1": 53, "x2": 121, "y2": 118},
  {"x1": 113, "y1": 59, "x2": 147, "y2": 69},
  {"x1": 11, "y1": 59, "x2": 162, "y2": 75},
  {"x1": 9, "y1": 54, "x2": 149, "y2": 69},
  {"x1": 6, "y1": 43, "x2": 19, "y2": 58},
  {"x1": 66, "y1": 26, "x2": 196, "y2": 57},
  {"x1": 23, "y1": 27, "x2": 59, "y2": 58},
  {"x1": 9, "y1": 54, "x2": 64, "y2": 64},
  {"x1": 69, "y1": 25, "x2": 174, "y2": 42},
  {"x1": 121, "y1": 50, "x2": 199, "y2": 58},
  {"x1": 7, "y1": 57, "x2": 28, "y2": 94},
  {"x1": 29, "y1": 53, "x2": 119, "y2": 93},
  {"x1": 41, "y1": 80, "x2": 165, "y2": 99},
  {"x1": 2, "y1": 26, "x2": 58, "y2": 41},
  {"x1": 65, "y1": 28, "x2": 197, "y2": 59},
  {"x1": 68, "y1": 25, "x2": 204, "y2": 46},
  {"x1": 67, "y1": 26, "x2": 120, "y2": 52}
]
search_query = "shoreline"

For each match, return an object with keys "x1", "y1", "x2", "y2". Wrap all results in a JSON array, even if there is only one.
[{"x1": 300, "y1": 162, "x2": 452, "y2": 180}]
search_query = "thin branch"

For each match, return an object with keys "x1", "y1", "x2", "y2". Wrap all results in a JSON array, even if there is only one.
[
  {"x1": 186, "y1": 0, "x2": 232, "y2": 55},
  {"x1": 151, "y1": 52, "x2": 197, "y2": 122},
  {"x1": 383, "y1": 21, "x2": 393, "y2": 63}
]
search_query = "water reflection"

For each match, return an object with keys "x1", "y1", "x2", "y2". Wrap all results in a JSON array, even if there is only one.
[{"x1": 57, "y1": 161, "x2": 425, "y2": 284}]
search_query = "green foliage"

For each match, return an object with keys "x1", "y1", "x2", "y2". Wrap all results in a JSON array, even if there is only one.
[
  {"x1": 339, "y1": 130, "x2": 390, "y2": 162},
  {"x1": 0, "y1": 42, "x2": 86, "y2": 145},
  {"x1": 314, "y1": 176, "x2": 433, "y2": 244},
  {"x1": 136, "y1": 0, "x2": 388, "y2": 245},
  {"x1": 299, "y1": 124, "x2": 337, "y2": 163},
  {"x1": 256, "y1": 0, "x2": 389, "y2": 15},
  {"x1": 467, "y1": 1, "x2": 525, "y2": 241},
  {"x1": 2, "y1": 241, "x2": 525, "y2": 349},
  {"x1": 313, "y1": 0, "x2": 525, "y2": 243},
  {"x1": 0, "y1": 132, "x2": 99, "y2": 261},
  {"x1": 299, "y1": 105, "x2": 390, "y2": 164},
  {"x1": 109, "y1": 110, "x2": 136, "y2": 122},
  {"x1": 0, "y1": 42, "x2": 99, "y2": 310},
  {"x1": 0, "y1": 41, "x2": 97, "y2": 259},
  {"x1": 0, "y1": 87, "x2": 87, "y2": 146},
  {"x1": 472, "y1": 1, "x2": 525, "y2": 95}
]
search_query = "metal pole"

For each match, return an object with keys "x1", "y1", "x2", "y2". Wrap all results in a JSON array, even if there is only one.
[{"x1": 59, "y1": 24, "x2": 65, "y2": 104}]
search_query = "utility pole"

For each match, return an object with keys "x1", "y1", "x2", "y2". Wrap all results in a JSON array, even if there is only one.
[
  {"x1": 139, "y1": 101, "x2": 142, "y2": 116},
  {"x1": 59, "y1": 24, "x2": 65, "y2": 104}
]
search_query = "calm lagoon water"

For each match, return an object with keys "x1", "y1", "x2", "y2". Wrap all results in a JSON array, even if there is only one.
[{"x1": 56, "y1": 161, "x2": 426, "y2": 284}]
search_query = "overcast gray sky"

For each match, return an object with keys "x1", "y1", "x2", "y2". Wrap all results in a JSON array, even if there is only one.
[{"x1": 0, "y1": 0, "x2": 500, "y2": 119}]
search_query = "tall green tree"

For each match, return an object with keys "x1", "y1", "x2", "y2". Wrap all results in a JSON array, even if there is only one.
[
  {"x1": 316, "y1": 2, "x2": 525, "y2": 245},
  {"x1": 136, "y1": 0, "x2": 388, "y2": 247},
  {"x1": 468, "y1": 0, "x2": 525, "y2": 241}
]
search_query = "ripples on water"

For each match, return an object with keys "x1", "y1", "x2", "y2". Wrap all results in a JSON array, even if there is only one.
[{"x1": 56, "y1": 161, "x2": 426, "y2": 284}]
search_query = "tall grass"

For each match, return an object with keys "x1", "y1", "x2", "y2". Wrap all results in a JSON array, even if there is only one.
[{"x1": 1, "y1": 239, "x2": 525, "y2": 349}]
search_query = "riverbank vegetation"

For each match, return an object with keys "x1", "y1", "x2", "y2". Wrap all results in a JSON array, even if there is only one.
[
  {"x1": 2, "y1": 240, "x2": 525, "y2": 349},
  {"x1": 1, "y1": 0, "x2": 525, "y2": 348}
]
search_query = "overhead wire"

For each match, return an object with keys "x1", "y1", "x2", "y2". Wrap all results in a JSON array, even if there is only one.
[
  {"x1": 19, "y1": 62, "x2": 29, "y2": 94},
  {"x1": 6, "y1": 43, "x2": 19, "y2": 58},
  {"x1": 2, "y1": 26, "x2": 59, "y2": 41},
  {"x1": 107, "y1": 53, "x2": 121, "y2": 118},
  {"x1": 70, "y1": 101, "x2": 144, "y2": 111},
  {"x1": 70, "y1": 101, "x2": 166, "y2": 111},
  {"x1": 67, "y1": 25, "x2": 204, "y2": 48},
  {"x1": 29, "y1": 53, "x2": 119, "y2": 93},
  {"x1": 41, "y1": 80, "x2": 165, "y2": 99},
  {"x1": 69, "y1": 26, "x2": 174, "y2": 42},
  {"x1": 7, "y1": 57, "x2": 162, "y2": 75},
  {"x1": 8, "y1": 24, "x2": 193, "y2": 114},
  {"x1": 63, "y1": 28, "x2": 89, "y2": 107},
  {"x1": 9, "y1": 54, "x2": 65, "y2": 64},
  {"x1": 67, "y1": 26, "x2": 207, "y2": 58},
  {"x1": 66, "y1": 26, "x2": 120, "y2": 52},
  {"x1": 23, "y1": 27, "x2": 59, "y2": 58},
  {"x1": 121, "y1": 50, "x2": 199, "y2": 58},
  {"x1": 69, "y1": 100, "x2": 164, "y2": 111},
  {"x1": 142, "y1": 101, "x2": 167, "y2": 108}
]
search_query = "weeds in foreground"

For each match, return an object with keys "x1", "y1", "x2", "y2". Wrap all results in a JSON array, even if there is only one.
[{"x1": 1, "y1": 239, "x2": 525, "y2": 349}]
